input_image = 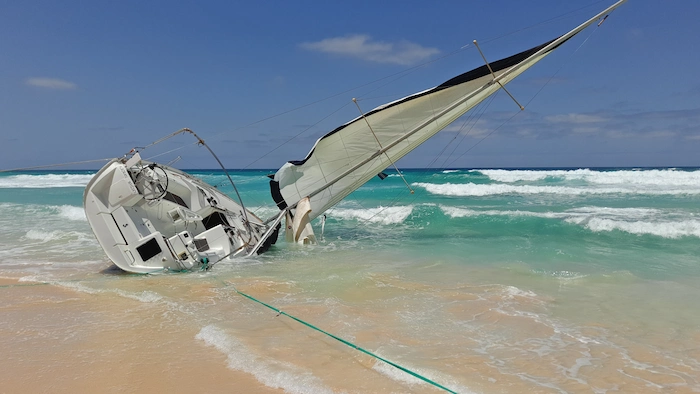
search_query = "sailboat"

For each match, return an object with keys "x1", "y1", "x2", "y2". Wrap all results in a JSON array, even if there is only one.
[{"x1": 84, "y1": 0, "x2": 626, "y2": 273}]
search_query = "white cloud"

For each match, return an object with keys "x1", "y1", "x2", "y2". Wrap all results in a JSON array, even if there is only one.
[
  {"x1": 443, "y1": 123, "x2": 491, "y2": 138},
  {"x1": 571, "y1": 126, "x2": 603, "y2": 134},
  {"x1": 545, "y1": 113, "x2": 606, "y2": 124},
  {"x1": 26, "y1": 77, "x2": 77, "y2": 90},
  {"x1": 300, "y1": 34, "x2": 439, "y2": 66}
]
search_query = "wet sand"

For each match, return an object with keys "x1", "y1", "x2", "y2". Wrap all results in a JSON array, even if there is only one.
[
  {"x1": 2, "y1": 271, "x2": 699, "y2": 394},
  {"x1": 0, "y1": 278, "x2": 281, "y2": 394}
]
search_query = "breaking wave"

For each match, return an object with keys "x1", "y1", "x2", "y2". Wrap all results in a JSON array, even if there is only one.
[
  {"x1": 328, "y1": 205, "x2": 413, "y2": 224},
  {"x1": 440, "y1": 205, "x2": 700, "y2": 239},
  {"x1": 478, "y1": 168, "x2": 700, "y2": 187},
  {"x1": 414, "y1": 182, "x2": 700, "y2": 196},
  {"x1": 0, "y1": 203, "x2": 86, "y2": 221},
  {"x1": 196, "y1": 325, "x2": 333, "y2": 394},
  {"x1": 0, "y1": 174, "x2": 94, "y2": 188},
  {"x1": 569, "y1": 217, "x2": 700, "y2": 239},
  {"x1": 56, "y1": 205, "x2": 86, "y2": 221}
]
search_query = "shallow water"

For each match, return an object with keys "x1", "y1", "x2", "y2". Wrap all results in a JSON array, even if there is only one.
[{"x1": 1, "y1": 168, "x2": 699, "y2": 393}]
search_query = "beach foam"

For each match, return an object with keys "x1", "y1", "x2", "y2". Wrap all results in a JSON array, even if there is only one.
[
  {"x1": 56, "y1": 205, "x2": 86, "y2": 221},
  {"x1": 25, "y1": 229, "x2": 63, "y2": 242},
  {"x1": 3, "y1": 167, "x2": 700, "y2": 393},
  {"x1": 196, "y1": 325, "x2": 333, "y2": 394},
  {"x1": 372, "y1": 360, "x2": 474, "y2": 394}
]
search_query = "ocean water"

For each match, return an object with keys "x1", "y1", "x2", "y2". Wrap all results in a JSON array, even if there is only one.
[{"x1": 1, "y1": 167, "x2": 699, "y2": 393}]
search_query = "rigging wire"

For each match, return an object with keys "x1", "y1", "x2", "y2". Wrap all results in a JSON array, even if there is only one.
[
  {"x1": 321, "y1": 3, "x2": 614, "y2": 234},
  {"x1": 132, "y1": 1, "x2": 605, "y2": 171},
  {"x1": 143, "y1": 141, "x2": 201, "y2": 162},
  {"x1": 0, "y1": 158, "x2": 111, "y2": 173},
  {"x1": 241, "y1": 101, "x2": 353, "y2": 170},
  {"x1": 437, "y1": 93, "x2": 499, "y2": 169},
  {"x1": 444, "y1": 21, "x2": 606, "y2": 169},
  {"x1": 477, "y1": 0, "x2": 609, "y2": 46},
  {"x1": 322, "y1": 96, "x2": 497, "y2": 231},
  {"x1": 1, "y1": 2, "x2": 607, "y2": 176}
]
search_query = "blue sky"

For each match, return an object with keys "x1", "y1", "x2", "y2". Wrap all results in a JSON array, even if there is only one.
[{"x1": 2, "y1": 0, "x2": 699, "y2": 170}]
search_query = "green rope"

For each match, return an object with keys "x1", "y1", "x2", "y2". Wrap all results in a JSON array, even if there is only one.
[
  {"x1": 1, "y1": 277, "x2": 457, "y2": 392},
  {"x1": 233, "y1": 287, "x2": 458, "y2": 393}
]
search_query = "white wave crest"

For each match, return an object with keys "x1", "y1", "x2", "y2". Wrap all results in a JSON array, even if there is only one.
[
  {"x1": 440, "y1": 205, "x2": 700, "y2": 239},
  {"x1": 0, "y1": 174, "x2": 94, "y2": 188},
  {"x1": 116, "y1": 290, "x2": 164, "y2": 303},
  {"x1": 196, "y1": 325, "x2": 333, "y2": 394},
  {"x1": 57, "y1": 205, "x2": 86, "y2": 221},
  {"x1": 329, "y1": 206, "x2": 413, "y2": 224},
  {"x1": 504, "y1": 285, "x2": 538, "y2": 299},
  {"x1": 572, "y1": 218, "x2": 700, "y2": 239},
  {"x1": 372, "y1": 359, "x2": 473, "y2": 393},
  {"x1": 414, "y1": 182, "x2": 700, "y2": 197},
  {"x1": 479, "y1": 168, "x2": 700, "y2": 187},
  {"x1": 0, "y1": 203, "x2": 87, "y2": 221},
  {"x1": 249, "y1": 206, "x2": 281, "y2": 221},
  {"x1": 25, "y1": 229, "x2": 62, "y2": 242}
]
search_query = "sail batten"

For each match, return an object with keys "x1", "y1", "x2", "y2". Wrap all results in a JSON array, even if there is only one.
[{"x1": 271, "y1": 0, "x2": 627, "y2": 221}]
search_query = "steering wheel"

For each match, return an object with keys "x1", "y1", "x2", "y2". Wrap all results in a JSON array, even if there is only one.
[{"x1": 134, "y1": 164, "x2": 169, "y2": 201}]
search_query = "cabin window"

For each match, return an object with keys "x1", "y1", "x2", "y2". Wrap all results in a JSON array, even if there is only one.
[
  {"x1": 136, "y1": 238, "x2": 162, "y2": 261},
  {"x1": 194, "y1": 238, "x2": 209, "y2": 252},
  {"x1": 202, "y1": 211, "x2": 229, "y2": 230},
  {"x1": 163, "y1": 192, "x2": 188, "y2": 208}
]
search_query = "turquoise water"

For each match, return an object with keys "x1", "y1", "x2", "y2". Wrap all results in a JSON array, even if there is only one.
[{"x1": 1, "y1": 168, "x2": 699, "y2": 392}]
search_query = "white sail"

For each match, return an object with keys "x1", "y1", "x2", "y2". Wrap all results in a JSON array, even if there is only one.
[{"x1": 271, "y1": 0, "x2": 626, "y2": 221}]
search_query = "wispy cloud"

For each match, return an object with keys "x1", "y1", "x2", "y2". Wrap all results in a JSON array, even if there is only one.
[
  {"x1": 25, "y1": 77, "x2": 77, "y2": 90},
  {"x1": 545, "y1": 113, "x2": 607, "y2": 124},
  {"x1": 447, "y1": 108, "x2": 700, "y2": 141},
  {"x1": 90, "y1": 126, "x2": 124, "y2": 132},
  {"x1": 300, "y1": 34, "x2": 439, "y2": 66},
  {"x1": 515, "y1": 76, "x2": 569, "y2": 86}
]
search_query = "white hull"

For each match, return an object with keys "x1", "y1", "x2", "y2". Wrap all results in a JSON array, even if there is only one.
[
  {"x1": 83, "y1": 1, "x2": 626, "y2": 274},
  {"x1": 83, "y1": 154, "x2": 275, "y2": 273}
]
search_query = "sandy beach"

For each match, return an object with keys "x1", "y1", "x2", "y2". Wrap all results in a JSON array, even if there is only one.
[
  {"x1": 2, "y1": 168, "x2": 700, "y2": 393},
  {"x1": 0, "y1": 277, "x2": 281, "y2": 394}
]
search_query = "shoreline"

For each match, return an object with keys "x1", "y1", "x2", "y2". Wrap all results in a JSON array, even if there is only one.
[{"x1": 0, "y1": 277, "x2": 282, "y2": 394}]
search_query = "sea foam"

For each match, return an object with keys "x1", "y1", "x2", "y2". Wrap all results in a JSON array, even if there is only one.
[
  {"x1": 479, "y1": 168, "x2": 700, "y2": 187},
  {"x1": 0, "y1": 174, "x2": 94, "y2": 188},
  {"x1": 25, "y1": 229, "x2": 62, "y2": 242},
  {"x1": 56, "y1": 205, "x2": 86, "y2": 221},
  {"x1": 573, "y1": 217, "x2": 700, "y2": 239},
  {"x1": 414, "y1": 182, "x2": 700, "y2": 196},
  {"x1": 329, "y1": 205, "x2": 413, "y2": 224},
  {"x1": 196, "y1": 325, "x2": 333, "y2": 394},
  {"x1": 440, "y1": 205, "x2": 700, "y2": 239},
  {"x1": 372, "y1": 360, "x2": 474, "y2": 394}
]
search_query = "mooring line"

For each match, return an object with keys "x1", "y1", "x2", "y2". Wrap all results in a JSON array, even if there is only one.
[
  {"x1": 230, "y1": 285, "x2": 458, "y2": 393},
  {"x1": 2, "y1": 276, "x2": 457, "y2": 391}
]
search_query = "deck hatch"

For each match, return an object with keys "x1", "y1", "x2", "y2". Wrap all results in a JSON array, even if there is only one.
[{"x1": 136, "y1": 238, "x2": 161, "y2": 261}]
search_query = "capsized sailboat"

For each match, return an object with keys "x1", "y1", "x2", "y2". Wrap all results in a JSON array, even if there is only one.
[{"x1": 84, "y1": 0, "x2": 626, "y2": 273}]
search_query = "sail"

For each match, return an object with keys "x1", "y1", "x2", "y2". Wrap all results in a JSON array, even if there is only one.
[{"x1": 271, "y1": 1, "x2": 626, "y2": 221}]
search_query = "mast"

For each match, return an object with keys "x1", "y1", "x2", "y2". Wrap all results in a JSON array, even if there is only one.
[{"x1": 269, "y1": 0, "x2": 627, "y2": 222}]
